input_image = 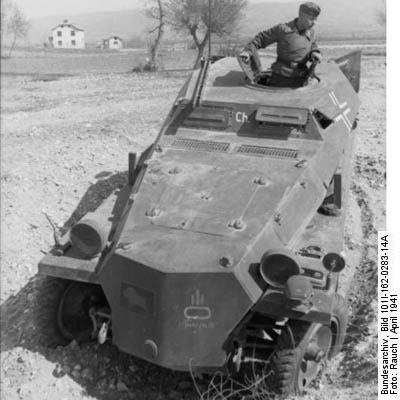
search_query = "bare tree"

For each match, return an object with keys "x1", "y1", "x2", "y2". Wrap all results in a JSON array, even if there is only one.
[
  {"x1": 165, "y1": 0, "x2": 247, "y2": 67},
  {"x1": 1, "y1": 0, "x2": 13, "y2": 49},
  {"x1": 146, "y1": 0, "x2": 166, "y2": 70},
  {"x1": 1, "y1": 0, "x2": 30, "y2": 57},
  {"x1": 376, "y1": 0, "x2": 386, "y2": 27}
]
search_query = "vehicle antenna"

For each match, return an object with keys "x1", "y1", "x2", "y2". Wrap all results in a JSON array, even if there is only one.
[{"x1": 208, "y1": 0, "x2": 212, "y2": 59}]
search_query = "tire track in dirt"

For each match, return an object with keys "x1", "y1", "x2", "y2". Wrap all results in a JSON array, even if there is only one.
[{"x1": 341, "y1": 181, "x2": 378, "y2": 381}]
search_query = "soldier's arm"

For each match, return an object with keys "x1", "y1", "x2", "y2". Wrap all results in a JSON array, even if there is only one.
[
  {"x1": 245, "y1": 24, "x2": 280, "y2": 51},
  {"x1": 309, "y1": 30, "x2": 322, "y2": 61}
]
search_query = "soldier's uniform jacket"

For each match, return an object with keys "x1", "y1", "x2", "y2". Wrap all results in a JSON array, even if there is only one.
[{"x1": 245, "y1": 18, "x2": 320, "y2": 78}]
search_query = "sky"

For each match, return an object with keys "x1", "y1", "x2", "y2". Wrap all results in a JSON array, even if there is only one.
[{"x1": 13, "y1": 0, "x2": 297, "y2": 19}]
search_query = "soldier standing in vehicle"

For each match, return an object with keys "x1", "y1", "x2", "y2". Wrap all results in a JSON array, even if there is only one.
[{"x1": 240, "y1": 2, "x2": 322, "y2": 88}]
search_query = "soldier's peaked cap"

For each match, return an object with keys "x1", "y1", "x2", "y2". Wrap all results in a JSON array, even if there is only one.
[{"x1": 299, "y1": 2, "x2": 321, "y2": 17}]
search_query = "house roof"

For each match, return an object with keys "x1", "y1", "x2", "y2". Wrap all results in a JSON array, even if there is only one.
[
  {"x1": 51, "y1": 20, "x2": 84, "y2": 32},
  {"x1": 108, "y1": 36, "x2": 123, "y2": 41}
]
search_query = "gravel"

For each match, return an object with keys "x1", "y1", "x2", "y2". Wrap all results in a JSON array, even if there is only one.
[{"x1": 1, "y1": 54, "x2": 385, "y2": 400}]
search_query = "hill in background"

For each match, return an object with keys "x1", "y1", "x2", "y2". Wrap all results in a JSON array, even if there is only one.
[
  {"x1": 243, "y1": 0, "x2": 385, "y2": 40},
  {"x1": 27, "y1": 0, "x2": 385, "y2": 46}
]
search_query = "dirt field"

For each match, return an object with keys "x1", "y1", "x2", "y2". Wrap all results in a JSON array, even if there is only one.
[{"x1": 1, "y1": 48, "x2": 385, "y2": 400}]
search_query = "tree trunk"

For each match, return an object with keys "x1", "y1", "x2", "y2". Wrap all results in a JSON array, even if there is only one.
[
  {"x1": 149, "y1": 0, "x2": 165, "y2": 70},
  {"x1": 8, "y1": 33, "x2": 17, "y2": 57}
]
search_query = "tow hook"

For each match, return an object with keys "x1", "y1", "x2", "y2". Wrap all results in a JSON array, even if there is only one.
[
  {"x1": 89, "y1": 307, "x2": 111, "y2": 344},
  {"x1": 98, "y1": 322, "x2": 108, "y2": 344}
]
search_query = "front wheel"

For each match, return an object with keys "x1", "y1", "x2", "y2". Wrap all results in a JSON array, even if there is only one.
[
  {"x1": 57, "y1": 281, "x2": 108, "y2": 342},
  {"x1": 271, "y1": 295, "x2": 348, "y2": 395},
  {"x1": 34, "y1": 276, "x2": 108, "y2": 347},
  {"x1": 34, "y1": 276, "x2": 71, "y2": 347}
]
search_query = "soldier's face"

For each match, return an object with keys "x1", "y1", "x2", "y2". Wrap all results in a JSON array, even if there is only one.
[{"x1": 298, "y1": 12, "x2": 318, "y2": 30}]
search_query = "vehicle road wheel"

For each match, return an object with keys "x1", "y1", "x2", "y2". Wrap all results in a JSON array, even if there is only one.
[
  {"x1": 271, "y1": 295, "x2": 348, "y2": 395},
  {"x1": 34, "y1": 276, "x2": 72, "y2": 347},
  {"x1": 35, "y1": 276, "x2": 107, "y2": 346},
  {"x1": 57, "y1": 281, "x2": 108, "y2": 343}
]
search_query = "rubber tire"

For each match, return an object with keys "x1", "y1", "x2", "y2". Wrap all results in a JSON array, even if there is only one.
[
  {"x1": 57, "y1": 281, "x2": 107, "y2": 342},
  {"x1": 270, "y1": 321, "x2": 311, "y2": 396},
  {"x1": 34, "y1": 276, "x2": 72, "y2": 347},
  {"x1": 328, "y1": 293, "x2": 348, "y2": 359},
  {"x1": 270, "y1": 294, "x2": 349, "y2": 396}
]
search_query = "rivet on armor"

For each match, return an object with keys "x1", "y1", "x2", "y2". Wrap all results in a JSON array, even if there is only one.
[
  {"x1": 219, "y1": 256, "x2": 233, "y2": 268},
  {"x1": 145, "y1": 208, "x2": 161, "y2": 217},
  {"x1": 228, "y1": 219, "x2": 245, "y2": 230},
  {"x1": 253, "y1": 176, "x2": 267, "y2": 185},
  {"x1": 168, "y1": 167, "x2": 181, "y2": 174}
]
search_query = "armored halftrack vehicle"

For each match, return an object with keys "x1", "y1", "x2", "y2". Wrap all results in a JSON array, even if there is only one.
[{"x1": 37, "y1": 50, "x2": 361, "y2": 395}]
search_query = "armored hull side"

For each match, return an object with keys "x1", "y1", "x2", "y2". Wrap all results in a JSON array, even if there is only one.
[
  {"x1": 95, "y1": 56, "x2": 359, "y2": 369},
  {"x1": 38, "y1": 54, "x2": 360, "y2": 375}
]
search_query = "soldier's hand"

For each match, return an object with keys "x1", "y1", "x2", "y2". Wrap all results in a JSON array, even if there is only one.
[
  {"x1": 239, "y1": 51, "x2": 251, "y2": 63},
  {"x1": 310, "y1": 51, "x2": 322, "y2": 63}
]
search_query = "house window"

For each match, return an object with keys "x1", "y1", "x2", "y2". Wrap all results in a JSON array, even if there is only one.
[
  {"x1": 58, "y1": 40, "x2": 62, "y2": 46},
  {"x1": 71, "y1": 30, "x2": 75, "y2": 36},
  {"x1": 114, "y1": 41, "x2": 118, "y2": 45},
  {"x1": 57, "y1": 31, "x2": 62, "y2": 37},
  {"x1": 71, "y1": 40, "x2": 76, "y2": 46}
]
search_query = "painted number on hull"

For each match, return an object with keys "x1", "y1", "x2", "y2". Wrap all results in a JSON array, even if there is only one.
[{"x1": 235, "y1": 111, "x2": 249, "y2": 123}]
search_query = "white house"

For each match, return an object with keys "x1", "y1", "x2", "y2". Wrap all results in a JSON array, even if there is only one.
[
  {"x1": 51, "y1": 19, "x2": 85, "y2": 49},
  {"x1": 104, "y1": 36, "x2": 124, "y2": 50}
]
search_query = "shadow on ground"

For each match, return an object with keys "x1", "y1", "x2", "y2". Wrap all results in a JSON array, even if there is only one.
[
  {"x1": 1, "y1": 170, "x2": 203, "y2": 400},
  {"x1": 1, "y1": 169, "x2": 375, "y2": 399}
]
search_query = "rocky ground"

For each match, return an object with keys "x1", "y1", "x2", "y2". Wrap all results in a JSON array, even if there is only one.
[{"x1": 1, "y1": 52, "x2": 385, "y2": 400}]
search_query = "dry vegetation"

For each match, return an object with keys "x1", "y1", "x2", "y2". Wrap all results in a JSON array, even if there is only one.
[{"x1": 1, "y1": 45, "x2": 385, "y2": 400}]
